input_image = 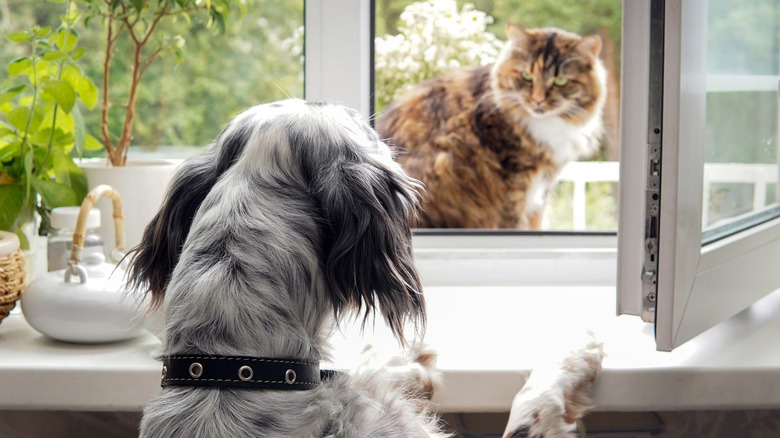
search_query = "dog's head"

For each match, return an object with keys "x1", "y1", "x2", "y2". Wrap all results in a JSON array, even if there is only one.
[{"x1": 126, "y1": 99, "x2": 425, "y2": 342}]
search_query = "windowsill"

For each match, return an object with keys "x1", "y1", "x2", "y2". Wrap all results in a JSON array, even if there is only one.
[{"x1": 2, "y1": 285, "x2": 780, "y2": 413}]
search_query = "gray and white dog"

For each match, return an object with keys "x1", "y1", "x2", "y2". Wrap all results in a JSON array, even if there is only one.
[{"x1": 127, "y1": 99, "x2": 603, "y2": 438}]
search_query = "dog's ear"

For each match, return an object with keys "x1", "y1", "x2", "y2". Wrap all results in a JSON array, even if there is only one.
[
  {"x1": 306, "y1": 140, "x2": 426, "y2": 342},
  {"x1": 125, "y1": 125, "x2": 251, "y2": 308}
]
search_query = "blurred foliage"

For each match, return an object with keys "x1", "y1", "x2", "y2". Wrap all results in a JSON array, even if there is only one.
[
  {"x1": 0, "y1": 0, "x2": 303, "y2": 153},
  {"x1": 376, "y1": 0, "x2": 621, "y2": 50}
]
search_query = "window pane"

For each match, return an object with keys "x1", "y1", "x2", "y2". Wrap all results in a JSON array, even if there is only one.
[
  {"x1": 374, "y1": 0, "x2": 621, "y2": 231},
  {"x1": 702, "y1": 0, "x2": 780, "y2": 243}
]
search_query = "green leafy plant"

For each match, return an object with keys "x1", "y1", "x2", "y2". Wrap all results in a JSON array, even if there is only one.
[
  {"x1": 74, "y1": 0, "x2": 249, "y2": 166},
  {"x1": 0, "y1": 0, "x2": 97, "y2": 248}
]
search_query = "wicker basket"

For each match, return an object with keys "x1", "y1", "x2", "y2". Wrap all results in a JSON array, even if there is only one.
[{"x1": 0, "y1": 235, "x2": 25, "y2": 324}]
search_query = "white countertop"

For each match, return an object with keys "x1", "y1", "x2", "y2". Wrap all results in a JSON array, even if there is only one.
[{"x1": 2, "y1": 286, "x2": 780, "y2": 413}]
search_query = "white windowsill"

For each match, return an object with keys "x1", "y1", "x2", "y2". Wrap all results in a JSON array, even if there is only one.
[{"x1": 2, "y1": 285, "x2": 780, "y2": 413}]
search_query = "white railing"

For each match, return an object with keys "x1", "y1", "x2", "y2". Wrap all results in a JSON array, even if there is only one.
[
  {"x1": 702, "y1": 163, "x2": 778, "y2": 227},
  {"x1": 557, "y1": 161, "x2": 619, "y2": 230},
  {"x1": 556, "y1": 161, "x2": 779, "y2": 231}
]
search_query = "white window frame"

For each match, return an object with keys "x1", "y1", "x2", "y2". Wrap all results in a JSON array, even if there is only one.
[
  {"x1": 618, "y1": 0, "x2": 780, "y2": 351},
  {"x1": 304, "y1": 0, "x2": 619, "y2": 288}
]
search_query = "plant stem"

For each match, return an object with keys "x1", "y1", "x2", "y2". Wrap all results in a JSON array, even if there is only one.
[
  {"x1": 18, "y1": 33, "x2": 39, "y2": 193},
  {"x1": 114, "y1": 2, "x2": 169, "y2": 166},
  {"x1": 100, "y1": 3, "x2": 117, "y2": 164},
  {"x1": 39, "y1": 0, "x2": 75, "y2": 177}
]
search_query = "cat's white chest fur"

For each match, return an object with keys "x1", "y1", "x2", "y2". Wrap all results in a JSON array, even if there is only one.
[
  {"x1": 521, "y1": 115, "x2": 602, "y2": 166},
  {"x1": 520, "y1": 114, "x2": 603, "y2": 219}
]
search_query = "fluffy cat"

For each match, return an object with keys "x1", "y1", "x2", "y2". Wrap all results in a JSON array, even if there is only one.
[{"x1": 376, "y1": 23, "x2": 607, "y2": 229}]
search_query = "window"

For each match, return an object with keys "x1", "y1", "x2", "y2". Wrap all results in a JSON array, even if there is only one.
[
  {"x1": 371, "y1": 0, "x2": 622, "y2": 232},
  {"x1": 305, "y1": 0, "x2": 620, "y2": 289},
  {"x1": 618, "y1": 0, "x2": 780, "y2": 351},
  {"x1": 309, "y1": 0, "x2": 780, "y2": 351}
]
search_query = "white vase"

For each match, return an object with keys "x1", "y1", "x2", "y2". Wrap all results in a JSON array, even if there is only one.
[{"x1": 78, "y1": 158, "x2": 181, "y2": 257}]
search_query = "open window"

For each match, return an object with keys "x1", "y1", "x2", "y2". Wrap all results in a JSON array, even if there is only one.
[{"x1": 618, "y1": 0, "x2": 780, "y2": 351}]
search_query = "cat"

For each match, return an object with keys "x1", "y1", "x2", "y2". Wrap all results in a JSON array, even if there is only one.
[{"x1": 375, "y1": 23, "x2": 607, "y2": 229}]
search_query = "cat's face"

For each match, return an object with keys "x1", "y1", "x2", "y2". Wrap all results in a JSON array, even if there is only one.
[{"x1": 492, "y1": 24, "x2": 606, "y2": 124}]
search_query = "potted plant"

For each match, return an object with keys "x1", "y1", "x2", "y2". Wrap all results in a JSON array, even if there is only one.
[
  {"x1": 0, "y1": 1, "x2": 94, "y2": 278},
  {"x1": 70, "y1": 0, "x2": 247, "y2": 250}
]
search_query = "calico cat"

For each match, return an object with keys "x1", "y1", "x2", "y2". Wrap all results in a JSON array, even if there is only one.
[{"x1": 376, "y1": 23, "x2": 607, "y2": 229}]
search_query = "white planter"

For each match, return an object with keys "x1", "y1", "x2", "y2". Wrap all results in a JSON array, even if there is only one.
[{"x1": 78, "y1": 159, "x2": 181, "y2": 257}]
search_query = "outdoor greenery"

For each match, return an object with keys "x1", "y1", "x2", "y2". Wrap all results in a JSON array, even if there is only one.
[{"x1": 0, "y1": 0, "x2": 303, "y2": 156}]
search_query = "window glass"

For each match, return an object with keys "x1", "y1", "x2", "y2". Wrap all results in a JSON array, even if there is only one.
[
  {"x1": 0, "y1": 1, "x2": 304, "y2": 157},
  {"x1": 702, "y1": 0, "x2": 780, "y2": 243},
  {"x1": 374, "y1": 0, "x2": 621, "y2": 231}
]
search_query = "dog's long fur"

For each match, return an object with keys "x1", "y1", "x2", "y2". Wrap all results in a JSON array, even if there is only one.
[{"x1": 127, "y1": 99, "x2": 602, "y2": 438}]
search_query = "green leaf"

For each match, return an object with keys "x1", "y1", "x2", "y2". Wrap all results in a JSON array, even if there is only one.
[
  {"x1": 34, "y1": 26, "x2": 52, "y2": 39},
  {"x1": 72, "y1": 104, "x2": 86, "y2": 157},
  {"x1": 42, "y1": 80, "x2": 76, "y2": 113},
  {"x1": 131, "y1": 0, "x2": 144, "y2": 12},
  {"x1": 6, "y1": 32, "x2": 30, "y2": 43},
  {"x1": 39, "y1": 100, "x2": 75, "y2": 138},
  {"x1": 0, "y1": 184, "x2": 24, "y2": 230},
  {"x1": 56, "y1": 28, "x2": 78, "y2": 53},
  {"x1": 6, "y1": 107, "x2": 30, "y2": 131},
  {"x1": 31, "y1": 177, "x2": 78, "y2": 209},
  {"x1": 50, "y1": 148, "x2": 87, "y2": 201},
  {"x1": 0, "y1": 123, "x2": 14, "y2": 138},
  {"x1": 71, "y1": 47, "x2": 86, "y2": 60},
  {"x1": 0, "y1": 85, "x2": 26, "y2": 105},
  {"x1": 8, "y1": 57, "x2": 32, "y2": 76},
  {"x1": 23, "y1": 147, "x2": 34, "y2": 198},
  {"x1": 0, "y1": 140, "x2": 20, "y2": 162},
  {"x1": 41, "y1": 51, "x2": 68, "y2": 61},
  {"x1": 62, "y1": 65, "x2": 98, "y2": 109},
  {"x1": 83, "y1": 133, "x2": 103, "y2": 151}
]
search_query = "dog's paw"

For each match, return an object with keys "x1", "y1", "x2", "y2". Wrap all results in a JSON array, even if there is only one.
[
  {"x1": 356, "y1": 343, "x2": 441, "y2": 401},
  {"x1": 556, "y1": 332, "x2": 604, "y2": 423},
  {"x1": 503, "y1": 332, "x2": 605, "y2": 438}
]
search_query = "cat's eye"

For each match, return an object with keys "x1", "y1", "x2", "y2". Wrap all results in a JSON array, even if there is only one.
[
  {"x1": 554, "y1": 76, "x2": 569, "y2": 87},
  {"x1": 521, "y1": 72, "x2": 533, "y2": 82}
]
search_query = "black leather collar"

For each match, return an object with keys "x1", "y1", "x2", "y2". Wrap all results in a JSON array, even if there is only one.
[{"x1": 161, "y1": 355, "x2": 326, "y2": 390}]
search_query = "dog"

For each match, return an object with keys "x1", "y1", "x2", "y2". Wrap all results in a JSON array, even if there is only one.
[{"x1": 126, "y1": 99, "x2": 603, "y2": 437}]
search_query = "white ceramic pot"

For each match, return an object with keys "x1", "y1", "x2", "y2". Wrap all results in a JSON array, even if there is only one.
[
  {"x1": 21, "y1": 253, "x2": 147, "y2": 343},
  {"x1": 78, "y1": 158, "x2": 181, "y2": 255}
]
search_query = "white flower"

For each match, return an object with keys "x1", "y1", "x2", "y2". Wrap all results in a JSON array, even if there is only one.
[{"x1": 375, "y1": 0, "x2": 504, "y2": 111}]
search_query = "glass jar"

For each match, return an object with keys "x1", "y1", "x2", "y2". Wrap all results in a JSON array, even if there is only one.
[{"x1": 47, "y1": 207, "x2": 104, "y2": 271}]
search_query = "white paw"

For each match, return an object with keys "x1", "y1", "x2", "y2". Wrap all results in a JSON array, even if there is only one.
[
  {"x1": 356, "y1": 343, "x2": 441, "y2": 400},
  {"x1": 503, "y1": 332, "x2": 605, "y2": 438}
]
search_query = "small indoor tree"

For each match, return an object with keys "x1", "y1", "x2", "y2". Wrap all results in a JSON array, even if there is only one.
[{"x1": 74, "y1": 0, "x2": 248, "y2": 166}]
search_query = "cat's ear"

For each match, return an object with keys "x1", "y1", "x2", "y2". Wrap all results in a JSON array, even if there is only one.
[
  {"x1": 505, "y1": 23, "x2": 529, "y2": 43},
  {"x1": 577, "y1": 35, "x2": 603, "y2": 57}
]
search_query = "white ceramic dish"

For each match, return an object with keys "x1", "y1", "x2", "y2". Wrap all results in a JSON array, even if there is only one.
[{"x1": 21, "y1": 253, "x2": 147, "y2": 344}]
